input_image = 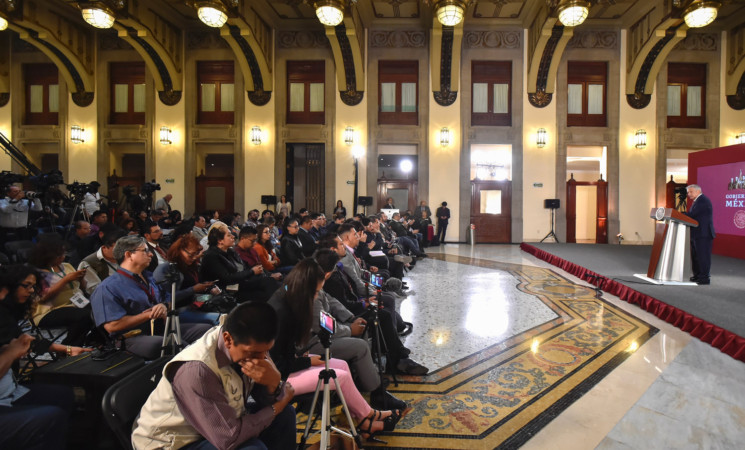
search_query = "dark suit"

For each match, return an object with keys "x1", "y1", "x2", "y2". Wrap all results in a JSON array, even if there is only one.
[{"x1": 685, "y1": 193, "x2": 715, "y2": 282}]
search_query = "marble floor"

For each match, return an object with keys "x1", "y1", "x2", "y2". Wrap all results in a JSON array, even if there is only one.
[{"x1": 378, "y1": 244, "x2": 745, "y2": 449}]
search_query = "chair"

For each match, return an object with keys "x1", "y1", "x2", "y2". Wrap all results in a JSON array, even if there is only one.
[
  {"x1": 101, "y1": 356, "x2": 172, "y2": 450},
  {"x1": 4, "y1": 240, "x2": 35, "y2": 263}
]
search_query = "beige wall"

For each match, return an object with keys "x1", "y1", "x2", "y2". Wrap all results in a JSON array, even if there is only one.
[
  {"x1": 154, "y1": 94, "x2": 186, "y2": 213},
  {"x1": 0, "y1": 103, "x2": 11, "y2": 171},
  {"x1": 334, "y1": 68, "x2": 368, "y2": 214},
  {"x1": 245, "y1": 90, "x2": 276, "y2": 213},
  {"x1": 429, "y1": 91, "x2": 461, "y2": 241},
  {"x1": 66, "y1": 96, "x2": 98, "y2": 184},
  {"x1": 719, "y1": 31, "x2": 745, "y2": 147}
]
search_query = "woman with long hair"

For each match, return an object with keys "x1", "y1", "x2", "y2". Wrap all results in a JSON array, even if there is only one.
[
  {"x1": 29, "y1": 236, "x2": 95, "y2": 345},
  {"x1": 334, "y1": 200, "x2": 346, "y2": 218},
  {"x1": 153, "y1": 234, "x2": 220, "y2": 325},
  {"x1": 268, "y1": 259, "x2": 401, "y2": 440},
  {"x1": 276, "y1": 194, "x2": 291, "y2": 216},
  {"x1": 0, "y1": 264, "x2": 91, "y2": 356},
  {"x1": 254, "y1": 224, "x2": 281, "y2": 272}
]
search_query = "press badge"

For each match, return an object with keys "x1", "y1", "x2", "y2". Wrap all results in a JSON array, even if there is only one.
[{"x1": 70, "y1": 290, "x2": 90, "y2": 308}]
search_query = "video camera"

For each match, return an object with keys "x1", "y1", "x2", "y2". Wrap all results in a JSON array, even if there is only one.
[
  {"x1": 122, "y1": 184, "x2": 136, "y2": 197},
  {"x1": 29, "y1": 169, "x2": 65, "y2": 191},
  {"x1": 0, "y1": 170, "x2": 24, "y2": 189},
  {"x1": 66, "y1": 181, "x2": 98, "y2": 199},
  {"x1": 361, "y1": 270, "x2": 384, "y2": 288},
  {"x1": 142, "y1": 180, "x2": 161, "y2": 195}
]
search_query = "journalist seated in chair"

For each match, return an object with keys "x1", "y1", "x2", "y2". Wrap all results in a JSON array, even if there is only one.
[
  {"x1": 278, "y1": 218, "x2": 304, "y2": 269},
  {"x1": 253, "y1": 224, "x2": 282, "y2": 273},
  {"x1": 131, "y1": 302, "x2": 296, "y2": 450},
  {"x1": 267, "y1": 259, "x2": 403, "y2": 441},
  {"x1": 29, "y1": 235, "x2": 96, "y2": 346},
  {"x1": 79, "y1": 228, "x2": 127, "y2": 295},
  {"x1": 200, "y1": 227, "x2": 277, "y2": 303},
  {"x1": 153, "y1": 234, "x2": 220, "y2": 326},
  {"x1": 0, "y1": 266, "x2": 84, "y2": 450},
  {"x1": 90, "y1": 235, "x2": 211, "y2": 360}
]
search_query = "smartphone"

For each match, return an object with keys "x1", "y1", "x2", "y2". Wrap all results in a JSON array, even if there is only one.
[
  {"x1": 361, "y1": 270, "x2": 371, "y2": 282},
  {"x1": 320, "y1": 310, "x2": 336, "y2": 335},
  {"x1": 370, "y1": 273, "x2": 383, "y2": 288}
]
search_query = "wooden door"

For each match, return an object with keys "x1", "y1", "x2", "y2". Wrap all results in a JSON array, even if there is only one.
[
  {"x1": 286, "y1": 143, "x2": 325, "y2": 213},
  {"x1": 470, "y1": 179, "x2": 511, "y2": 243},
  {"x1": 566, "y1": 175, "x2": 608, "y2": 243},
  {"x1": 376, "y1": 180, "x2": 417, "y2": 212},
  {"x1": 195, "y1": 175, "x2": 234, "y2": 217}
]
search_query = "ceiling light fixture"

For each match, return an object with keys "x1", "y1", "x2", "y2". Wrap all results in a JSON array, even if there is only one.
[
  {"x1": 81, "y1": 5, "x2": 116, "y2": 29},
  {"x1": 435, "y1": 1, "x2": 466, "y2": 27},
  {"x1": 197, "y1": 1, "x2": 228, "y2": 28},
  {"x1": 558, "y1": 0, "x2": 590, "y2": 27},
  {"x1": 0, "y1": 16, "x2": 8, "y2": 31},
  {"x1": 683, "y1": 1, "x2": 720, "y2": 28},
  {"x1": 314, "y1": 0, "x2": 345, "y2": 27}
]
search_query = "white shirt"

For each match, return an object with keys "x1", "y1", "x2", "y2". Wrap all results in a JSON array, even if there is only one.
[{"x1": 0, "y1": 197, "x2": 42, "y2": 228}]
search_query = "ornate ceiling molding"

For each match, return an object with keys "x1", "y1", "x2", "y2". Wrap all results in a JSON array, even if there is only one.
[
  {"x1": 3, "y1": 0, "x2": 95, "y2": 107},
  {"x1": 114, "y1": 2, "x2": 183, "y2": 106},
  {"x1": 431, "y1": 21, "x2": 463, "y2": 107},
  {"x1": 326, "y1": 19, "x2": 365, "y2": 106},
  {"x1": 369, "y1": 30, "x2": 426, "y2": 48},
  {"x1": 277, "y1": 31, "x2": 329, "y2": 48},
  {"x1": 673, "y1": 33, "x2": 717, "y2": 52},
  {"x1": 566, "y1": 30, "x2": 618, "y2": 49},
  {"x1": 463, "y1": 30, "x2": 521, "y2": 49},
  {"x1": 725, "y1": 24, "x2": 745, "y2": 110},
  {"x1": 527, "y1": 11, "x2": 573, "y2": 108},
  {"x1": 625, "y1": 12, "x2": 687, "y2": 109}
]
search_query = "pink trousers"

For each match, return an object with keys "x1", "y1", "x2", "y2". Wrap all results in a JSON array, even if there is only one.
[{"x1": 288, "y1": 358, "x2": 372, "y2": 420}]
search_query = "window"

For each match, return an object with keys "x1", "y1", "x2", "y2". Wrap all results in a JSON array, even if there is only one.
[
  {"x1": 567, "y1": 61, "x2": 607, "y2": 127},
  {"x1": 471, "y1": 61, "x2": 511, "y2": 126},
  {"x1": 110, "y1": 62, "x2": 145, "y2": 125},
  {"x1": 287, "y1": 60, "x2": 325, "y2": 124},
  {"x1": 198, "y1": 61, "x2": 235, "y2": 125},
  {"x1": 667, "y1": 63, "x2": 705, "y2": 129},
  {"x1": 24, "y1": 64, "x2": 58, "y2": 125},
  {"x1": 378, "y1": 60, "x2": 418, "y2": 125}
]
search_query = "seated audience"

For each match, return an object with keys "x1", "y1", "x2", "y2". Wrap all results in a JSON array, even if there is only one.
[
  {"x1": 131, "y1": 302, "x2": 296, "y2": 450},
  {"x1": 79, "y1": 228, "x2": 128, "y2": 295},
  {"x1": 143, "y1": 222, "x2": 167, "y2": 272},
  {"x1": 254, "y1": 224, "x2": 281, "y2": 272},
  {"x1": 191, "y1": 215, "x2": 208, "y2": 241},
  {"x1": 200, "y1": 227, "x2": 278, "y2": 303},
  {"x1": 90, "y1": 235, "x2": 211, "y2": 360},
  {"x1": 268, "y1": 259, "x2": 402, "y2": 440},
  {"x1": 88, "y1": 210, "x2": 108, "y2": 236},
  {"x1": 0, "y1": 266, "x2": 80, "y2": 449},
  {"x1": 119, "y1": 217, "x2": 139, "y2": 235},
  {"x1": 244, "y1": 209, "x2": 260, "y2": 228},
  {"x1": 297, "y1": 215, "x2": 317, "y2": 258},
  {"x1": 278, "y1": 218, "x2": 304, "y2": 268},
  {"x1": 235, "y1": 227, "x2": 283, "y2": 283},
  {"x1": 153, "y1": 234, "x2": 220, "y2": 325},
  {"x1": 66, "y1": 220, "x2": 91, "y2": 266},
  {"x1": 29, "y1": 235, "x2": 95, "y2": 346}
]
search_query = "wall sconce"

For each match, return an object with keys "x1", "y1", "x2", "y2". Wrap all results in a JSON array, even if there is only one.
[
  {"x1": 344, "y1": 126, "x2": 355, "y2": 146},
  {"x1": 251, "y1": 126, "x2": 262, "y2": 145},
  {"x1": 0, "y1": 16, "x2": 8, "y2": 31},
  {"x1": 440, "y1": 127, "x2": 451, "y2": 147},
  {"x1": 536, "y1": 128, "x2": 547, "y2": 148},
  {"x1": 70, "y1": 125, "x2": 85, "y2": 144},
  {"x1": 634, "y1": 129, "x2": 647, "y2": 149},
  {"x1": 160, "y1": 126, "x2": 172, "y2": 145},
  {"x1": 735, "y1": 132, "x2": 745, "y2": 145}
]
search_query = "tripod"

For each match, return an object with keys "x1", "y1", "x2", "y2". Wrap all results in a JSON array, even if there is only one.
[
  {"x1": 540, "y1": 207, "x2": 560, "y2": 243},
  {"x1": 299, "y1": 328, "x2": 361, "y2": 449},
  {"x1": 160, "y1": 263, "x2": 183, "y2": 356},
  {"x1": 366, "y1": 284, "x2": 399, "y2": 388}
]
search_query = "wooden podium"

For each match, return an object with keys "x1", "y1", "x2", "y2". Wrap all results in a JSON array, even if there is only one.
[{"x1": 634, "y1": 207, "x2": 698, "y2": 285}]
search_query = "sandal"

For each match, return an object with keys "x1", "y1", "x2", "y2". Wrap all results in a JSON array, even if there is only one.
[
  {"x1": 357, "y1": 411, "x2": 385, "y2": 443},
  {"x1": 381, "y1": 409, "x2": 402, "y2": 432}
]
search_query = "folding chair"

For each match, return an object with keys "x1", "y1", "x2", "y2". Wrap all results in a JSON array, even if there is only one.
[{"x1": 101, "y1": 356, "x2": 172, "y2": 450}]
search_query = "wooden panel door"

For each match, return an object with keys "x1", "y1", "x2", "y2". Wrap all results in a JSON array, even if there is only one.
[
  {"x1": 195, "y1": 175, "x2": 234, "y2": 217},
  {"x1": 470, "y1": 179, "x2": 511, "y2": 243},
  {"x1": 566, "y1": 176, "x2": 608, "y2": 244},
  {"x1": 376, "y1": 180, "x2": 417, "y2": 212}
]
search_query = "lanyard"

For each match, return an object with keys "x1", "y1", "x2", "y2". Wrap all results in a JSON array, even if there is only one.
[
  {"x1": 116, "y1": 269, "x2": 158, "y2": 306},
  {"x1": 50, "y1": 265, "x2": 75, "y2": 290}
]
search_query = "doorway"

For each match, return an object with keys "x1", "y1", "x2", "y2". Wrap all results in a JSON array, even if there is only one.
[
  {"x1": 195, "y1": 154, "x2": 234, "y2": 217},
  {"x1": 469, "y1": 144, "x2": 512, "y2": 243},
  {"x1": 566, "y1": 146, "x2": 608, "y2": 243},
  {"x1": 376, "y1": 153, "x2": 418, "y2": 212},
  {"x1": 286, "y1": 143, "x2": 325, "y2": 213}
]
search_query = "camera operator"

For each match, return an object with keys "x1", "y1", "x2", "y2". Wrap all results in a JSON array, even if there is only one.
[
  {"x1": 82, "y1": 181, "x2": 102, "y2": 218},
  {"x1": 0, "y1": 185, "x2": 42, "y2": 243}
]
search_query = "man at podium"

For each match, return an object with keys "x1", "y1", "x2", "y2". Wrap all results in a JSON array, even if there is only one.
[{"x1": 684, "y1": 184, "x2": 715, "y2": 285}]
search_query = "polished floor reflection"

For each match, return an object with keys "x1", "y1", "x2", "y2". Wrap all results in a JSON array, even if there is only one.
[{"x1": 373, "y1": 244, "x2": 745, "y2": 449}]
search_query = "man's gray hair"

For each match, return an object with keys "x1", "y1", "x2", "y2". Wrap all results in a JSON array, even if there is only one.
[
  {"x1": 113, "y1": 235, "x2": 147, "y2": 264},
  {"x1": 686, "y1": 184, "x2": 702, "y2": 192}
]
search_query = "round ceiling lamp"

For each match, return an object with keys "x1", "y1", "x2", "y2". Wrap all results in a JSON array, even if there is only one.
[
  {"x1": 197, "y1": 1, "x2": 228, "y2": 28},
  {"x1": 0, "y1": 16, "x2": 8, "y2": 31},
  {"x1": 435, "y1": 1, "x2": 466, "y2": 27},
  {"x1": 315, "y1": 1, "x2": 345, "y2": 27},
  {"x1": 558, "y1": 0, "x2": 590, "y2": 27},
  {"x1": 683, "y1": 1, "x2": 720, "y2": 28},
  {"x1": 81, "y1": 6, "x2": 116, "y2": 29}
]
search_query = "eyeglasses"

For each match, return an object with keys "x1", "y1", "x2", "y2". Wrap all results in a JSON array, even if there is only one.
[
  {"x1": 131, "y1": 247, "x2": 150, "y2": 254},
  {"x1": 183, "y1": 249, "x2": 200, "y2": 257},
  {"x1": 19, "y1": 283, "x2": 36, "y2": 290}
]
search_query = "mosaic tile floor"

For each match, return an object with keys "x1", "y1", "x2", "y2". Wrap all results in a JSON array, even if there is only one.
[{"x1": 297, "y1": 248, "x2": 661, "y2": 449}]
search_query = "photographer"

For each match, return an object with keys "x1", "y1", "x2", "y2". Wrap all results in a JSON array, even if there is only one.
[
  {"x1": 0, "y1": 185, "x2": 43, "y2": 243},
  {"x1": 82, "y1": 181, "x2": 102, "y2": 217}
]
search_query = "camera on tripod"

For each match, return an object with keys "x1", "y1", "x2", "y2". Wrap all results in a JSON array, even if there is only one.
[
  {"x1": 142, "y1": 181, "x2": 161, "y2": 195},
  {"x1": 0, "y1": 170, "x2": 24, "y2": 189},
  {"x1": 29, "y1": 169, "x2": 65, "y2": 191},
  {"x1": 66, "y1": 181, "x2": 97, "y2": 199}
]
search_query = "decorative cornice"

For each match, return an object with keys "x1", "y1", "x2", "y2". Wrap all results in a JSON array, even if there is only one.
[
  {"x1": 277, "y1": 31, "x2": 329, "y2": 49},
  {"x1": 335, "y1": 23, "x2": 363, "y2": 106},
  {"x1": 99, "y1": 33, "x2": 134, "y2": 51},
  {"x1": 463, "y1": 31, "x2": 521, "y2": 49},
  {"x1": 227, "y1": 25, "x2": 272, "y2": 106},
  {"x1": 627, "y1": 24, "x2": 682, "y2": 110},
  {"x1": 529, "y1": 25, "x2": 564, "y2": 108},
  {"x1": 248, "y1": 90, "x2": 271, "y2": 106},
  {"x1": 434, "y1": 26, "x2": 457, "y2": 107},
  {"x1": 126, "y1": 29, "x2": 182, "y2": 106},
  {"x1": 186, "y1": 30, "x2": 230, "y2": 50},
  {"x1": 567, "y1": 31, "x2": 618, "y2": 49},
  {"x1": 673, "y1": 33, "x2": 717, "y2": 52},
  {"x1": 370, "y1": 30, "x2": 426, "y2": 48},
  {"x1": 726, "y1": 76, "x2": 745, "y2": 110}
]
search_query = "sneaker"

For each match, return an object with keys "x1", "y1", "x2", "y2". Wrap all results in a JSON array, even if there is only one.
[
  {"x1": 394, "y1": 254, "x2": 413, "y2": 264},
  {"x1": 397, "y1": 358, "x2": 429, "y2": 376}
]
